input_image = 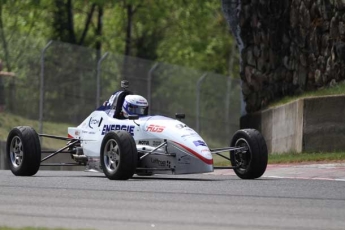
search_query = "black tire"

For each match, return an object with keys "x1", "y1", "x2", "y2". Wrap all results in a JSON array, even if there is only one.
[
  {"x1": 100, "y1": 130, "x2": 137, "y2": 180},
  {"x1": 230, "y1": 129, "x2": 268, "y2": 179},
  {"x1": 6, "y1": 126, "x2": 41, "y2": 176}
]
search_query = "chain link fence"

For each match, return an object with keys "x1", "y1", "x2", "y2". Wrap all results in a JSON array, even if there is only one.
[
  {"x1": 0, "y1": 31, "x2": 42, "y2": 119},
  {"x1": 1, "y1": 40, "x2": 241, "y2": 147}
]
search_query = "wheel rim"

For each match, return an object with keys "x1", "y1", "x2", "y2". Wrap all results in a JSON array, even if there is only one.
[
  {"x1": 10, "y1": 136, "x2": 24, "y2": 168},
  {"x1": 234, "y1": 138, "x2": 251, "y2": 172},
  {"x1": 103, "y1": 139, "x2": 120, "y2": 173}
]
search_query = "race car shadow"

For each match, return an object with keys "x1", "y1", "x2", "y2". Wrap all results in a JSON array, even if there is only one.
[
  {"x1": 131, "y1": 176, "x2": 227, "y2": 181},
  {"x1": 35, "y1": 174, "x2": 224, "y2": 181}
]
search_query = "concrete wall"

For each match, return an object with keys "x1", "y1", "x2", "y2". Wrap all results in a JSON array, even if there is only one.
[
  {"x1": 303, "y1": 95, "x2": 345, "y2": 152},
  {"x1": 241, "y1": 100, "x2": 303, "y2": 153},
  {"x1": 241, "y1": 95, "x2": 345, "y2": 154}
]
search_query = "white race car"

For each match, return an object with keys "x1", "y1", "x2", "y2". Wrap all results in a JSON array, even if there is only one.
[{"x1": 6, "y1": 81, "x2": 268, "y2": 180}]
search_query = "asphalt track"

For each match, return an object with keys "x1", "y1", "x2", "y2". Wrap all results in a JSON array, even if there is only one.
[{"x1": 0, "y1": 164, "x2": 345, "y2": 230}]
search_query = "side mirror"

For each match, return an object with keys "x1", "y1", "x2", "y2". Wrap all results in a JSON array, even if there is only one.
[
  {"x1": 128, "y1": 115, "x2": 139, "y2": 120},
  {"x1": 175, "y1": 113, "x2": 185, "y2": 120}
]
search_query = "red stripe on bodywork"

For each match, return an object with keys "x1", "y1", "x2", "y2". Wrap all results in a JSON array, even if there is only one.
[
  {"x1": 68, "y1": 134, "x2": 74, "y2": 139},
  {"x1": 173, "y1": 141, "x2": 213, "y2": 165}
]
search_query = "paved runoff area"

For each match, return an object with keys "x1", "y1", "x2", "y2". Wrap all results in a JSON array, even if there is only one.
[
  {"x1": 211, "y1": 163, "x2": 345, "y2": 181},
  {"x1": 1, "y1": 164, "x2": 345, "y2": 230}
]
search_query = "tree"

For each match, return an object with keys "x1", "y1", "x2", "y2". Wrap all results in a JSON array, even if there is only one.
[{"x1": 0, "y1": 0, "x2": 47, "y2": 112}]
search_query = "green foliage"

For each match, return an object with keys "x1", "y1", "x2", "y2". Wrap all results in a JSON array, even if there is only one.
[
  {"x1": 0, "y1": 0, "x2": 238, "y2": 76},
  {"x1": 0, "y1": 0, "x2": 240, "y2": 147},
  {"x1": 268, "y1": 81, "x2": 345, "y2": 108},
  {"x1": 268, "y1": 152, "x2": 345, "y2": 164},
  {"x1": 155, "y1": 0, "x2": 239, "y2": 76}
]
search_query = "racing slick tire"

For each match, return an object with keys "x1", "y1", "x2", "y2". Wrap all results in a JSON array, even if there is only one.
[
  {"x1": 6, "y1": 126, "x2": 41, "y2": 176},
  {"x1": 100, "y1": 130, "x2": 138, "y2": 180},
  {"x1": 230, "y1": 129, "x2": 268, "y2": 179}
]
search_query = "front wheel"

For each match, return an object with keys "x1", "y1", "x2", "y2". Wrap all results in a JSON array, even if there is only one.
[
  {"x1": 100, "y1": 130, "x2": 138, "y2": 180},
  {"x1": 6, "y1": 126, "x2": 41, "y2": 176},
  {"x1": 230, "y1": 129, "x2": 268, "y2": 179}
]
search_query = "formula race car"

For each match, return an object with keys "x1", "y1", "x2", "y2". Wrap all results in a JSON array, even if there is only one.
[{"x1": 6, "y1": 81, "x2": 268, "y2": 180}]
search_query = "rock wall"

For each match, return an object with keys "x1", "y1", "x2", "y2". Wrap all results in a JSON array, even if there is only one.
[{"x1": 223, "y1": 0, "x2": 345, "y2": 113}]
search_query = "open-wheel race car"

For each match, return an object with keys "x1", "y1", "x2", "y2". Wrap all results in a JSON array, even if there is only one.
[{"x1": 6, "y1": 81, "x2": 268, "y2": 180}]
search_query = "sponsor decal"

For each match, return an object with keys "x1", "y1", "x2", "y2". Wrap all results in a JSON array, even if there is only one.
[
  {"x1": 108, "y1": 93, "x2": 118, "y2": 105},
  {"x1": 88, "y1": 131, "x2": 96, "y2": 135},
  {"x1": 152, "y1": 141, "x2": 162, "y2": 147},
  {"x1": 146, "y1": 124, "x2": 165, "y2": 133},
  {"x1": 75, "y1": 131, "x2": 80, "y2": 136},
  {"x1": 101, "y1": 124, "x2": 135, "y2": 136},
  {"x1": 201, "y1": 149, "x2": 212, "y2": 157},
  {"x1": 88, "y1": 117, "x2": 101, "y2": 129},
  {"x1": 175, "y1": 124, "x2": 185, "y2": 129},
  {"x1": 82, "y1": 130, "x2": 88, "y2": 134},
  {"x1": 151, "y1": 158, "x2": 171, "y2": 167},
  {"x1": 181, "y1": 133, "x2": 198, "y2": 139},
  {"x1": 138, "y1": 140, "x2": 149, "y2": 145},
  {"x1": 178, "y1": 155, "x2": 191, "y2": 164},
  {"x1": 201, "y1": 149, "x2": 211, "y2": 154},
  {"x1": 193, "y1": 140, "x2": 207, "y2": 147},
  {"x1": 136, "y1": 100, "x2": 147, "y2": 105},
  {"x1": 173, "y1": 141, "x2": 213, "y2": 165}
]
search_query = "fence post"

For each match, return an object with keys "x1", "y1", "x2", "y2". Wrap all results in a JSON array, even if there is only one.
[
  {"x1": 96, "y1": 52, "x2": 109, "y2": 108},
  {"x1": 196, "y1": 73, "x2": 207, "y2": 133},
  {"x1": 225, "y1": 76, "x2": 232, "y2": 136},
  {"x1": 147, "y1": 63, "x2": 159, "y2": 114},
  {"x1": 39, "y1": 40, "x2": 53, "y2": 139}
]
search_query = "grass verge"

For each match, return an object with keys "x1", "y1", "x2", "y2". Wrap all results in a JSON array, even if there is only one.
[
  {"x1": 268, "y1": 80, "x2": 345, "y2": 108},
  {"x1": 213, "y1": 151, "x2": 345, "y2": 166},
  {"x1": 268, "y1": 151, "x2": 345, "y2": 164},
  {"x1": 0, "y1": 112, "x2": 74, "y2": 149}
]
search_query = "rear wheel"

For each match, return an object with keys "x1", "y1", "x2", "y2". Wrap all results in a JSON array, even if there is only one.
[
  {"x1": 100, "y1": 130, "x2": 137, "y2": 180},
  {"x1": 6, "y1": 126, "x2": 41, "y2": 176},
  {"x1": 230, "y1": 129, "x2": 268, "y2": 179}
]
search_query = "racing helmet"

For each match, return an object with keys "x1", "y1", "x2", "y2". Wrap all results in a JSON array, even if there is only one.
[{"x1": 122, "y1": 95, "x2": 148, "y2": 118}]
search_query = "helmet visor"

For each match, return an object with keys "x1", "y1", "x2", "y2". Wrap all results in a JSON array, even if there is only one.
[{"x1": 127, "y1": 104, "x2": 147, "y2": 116}]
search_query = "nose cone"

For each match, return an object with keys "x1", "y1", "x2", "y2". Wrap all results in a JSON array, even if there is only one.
[
  {"x1": 172, "y1": 124, "x2": 213, "y2": 165},
  {"x1": 141, "y1": 115, "x2": 213, "y2": 166},
  {"x1": 173, "y1": 140, "x2": 213, "y2": 165}
]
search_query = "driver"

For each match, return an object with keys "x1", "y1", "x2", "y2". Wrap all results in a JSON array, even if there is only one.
[
  {"x1": 97, "y1": 80, "x2": 149, "y2": 119},
  {"x1": 98, "y1": 90, "x2": 123, "y2": 117},
  {"x1": 122, "y1": 95, "x2": 149, "y2": 118},
  {"x1": 99, "y1": 92, "x2": 149, "y2": 119}
]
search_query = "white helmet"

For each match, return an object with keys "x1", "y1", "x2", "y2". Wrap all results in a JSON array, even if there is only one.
[{"x1": 122, "y1": 95, "x2": 148, "y2": 118}]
